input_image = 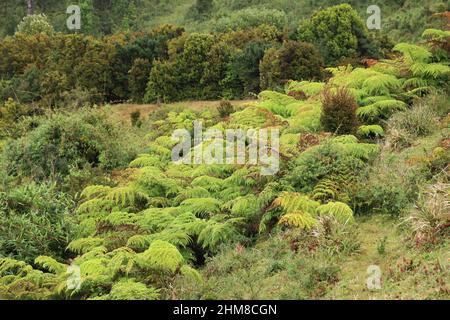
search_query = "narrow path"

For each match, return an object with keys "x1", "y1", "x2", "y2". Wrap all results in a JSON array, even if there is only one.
[{"x1": 325, "y1": 215, "x2": 405, "y2": 299}]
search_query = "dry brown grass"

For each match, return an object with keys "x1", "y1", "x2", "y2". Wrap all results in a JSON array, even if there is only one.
[{"x1": 112, "y1": 100, "x2": 252, "y2": 122}]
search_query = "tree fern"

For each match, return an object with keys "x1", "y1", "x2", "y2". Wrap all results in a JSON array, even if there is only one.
[
  {"x1": 129, "y1": 155, "x2": 165, "y2": 168},
  {"x1": 180, "y1": 265, "x2": 203, "y2": 283},
  {"x1": 421, "y1": 29, "x2": 450, "y2": 42},
  {"x1": 101, "y1": 279, "x2": 160, "y2": 300},
  {"x1": 272, "y1": 192, "x2": 320, "y2": 215},
  {"x1": 278, "y1": 211, "x2": 317, "y2": 229},
  {"x1": 393, "y1": 43, "x2": 431, "y2": 63},
  {"x1": 316, "y1": 202, "x2": 355, "y2": 224},
  {"x1": 191, "y1": 176, "x2": 224, "y2": 192},
  {"x1": 357, "y1": 99, "x2": 407, "y2": 121},
  {"x1": 67, "y1": 237, "x2": 105, "y2": 254},
  {"x1": 34, "y1": 256, "x2": 66, "y2": 274},
  {"x1": 136, "y1": 240, "x2": 184, "y2": 274},
  {"x1": 81, "y1": 185, "x2": 112, "y2": 200},
  {"x1": 362, "y1": 74, "x2": 402, "y2": 96},
  {"x1": 106, "y1": 187, "x2": 149, "y2": 208},
  {"x1": 180, "y1": 198, "x2": 222, "y2": 218},
  {"x1": 197, "y1": 220, "x2": 241, "y2": 252},
  {"x1": 357, "y1": 125, "x2": 385, "y2": 139},
  {"x1": 410, "y1": 63, "x2": 450, "y2": 79}
]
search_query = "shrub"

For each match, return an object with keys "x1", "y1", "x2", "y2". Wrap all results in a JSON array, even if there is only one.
[
  {"x1": 297, "y1": 4, "x2": 378, "y2": 65},
  {"x1": 15, "y1": 14, "x2": 54, "y2": 36},
  {"x1": 129, "y1": 58, "x2": 152, "y2": 103},
  {"x1": 130, "y1": 110, "x2": 142, "y2": 127},
  {"x1": 320, "y1": 87, "x2": 359, "y2": 135},
  {"x1": 217, "y1": 100, "x2": 235, "y2": 118},
  {"x1": 213, "y1": 8, "x2": 288, "y2": 32},
  {"x1": 2, "y1": 108, "x2": 141, "y2": 186},
  {"x1": 388, "y1": 103, "x2": 439, "y2": 137},
  {"x1": 404, "y1": 183, "x2": 449, "y2": 247},
  {"x1": 260, "y1": 41, "x2": 324, "y2": 90},
  {"x1": 0, "y1": 182, "x2": 76, "y2": 263}
]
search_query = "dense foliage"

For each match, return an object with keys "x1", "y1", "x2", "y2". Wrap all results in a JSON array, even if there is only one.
[{"x1": 0, "y1": 2, "x2": 448, "y2": 301}]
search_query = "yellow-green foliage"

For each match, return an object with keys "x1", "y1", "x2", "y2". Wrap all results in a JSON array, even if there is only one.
[
  {"x1": 286, "y1": 80, "x2": 325, "y2": 97},
  {"x1": 137, "y1": 240, "x2": 184, "y2": 273},
  {"x1": 278, "y1": 212, "x2": 317, "y2": 229},
  {"x1": 316, "y1": 202, "x2": 355, "y2": 224}
]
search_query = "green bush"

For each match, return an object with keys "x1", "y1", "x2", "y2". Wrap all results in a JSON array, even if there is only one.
[
  {"x1": 2, "y1": 108, "x2": 140, "y2": 186},
  {"x1": 260, "y1": 41, "x2": 324, "y2": 90},
  {"x1": 15, "y1": 14, "x2": 54, "y2": 36},
  {"x1": 0, "y1": 182, "x2": 76, "y2": 263},
  {"x1": 388, "y1": 103, "x2": 439, "y2": 137},
  {"x1": 297, "y1": 4, "x2": 378, "y2": 65}
]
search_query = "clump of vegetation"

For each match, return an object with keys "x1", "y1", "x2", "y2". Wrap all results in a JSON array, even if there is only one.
[
  {"x1": 217, "y1": 100, "x2": 235, "y2": 118},
  {"x1": 0, "y1": 2, "x2": 449, "y2": 301},
  {"x1": 320, "y1": 87, "x2": 359, "y2": 135}
]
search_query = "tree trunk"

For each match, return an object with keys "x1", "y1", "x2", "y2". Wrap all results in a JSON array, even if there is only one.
[{"x1": 27, "y1": 0, "x2": 34, "y2": 15}]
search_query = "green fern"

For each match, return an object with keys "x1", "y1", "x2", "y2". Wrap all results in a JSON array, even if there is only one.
[
  {"x1": 34, "y1": 256, "x2": 66, "y2": 274},
  {"x1": 272, "y1": 192, "x2": 320, "y2": 215},
  {"x1": 67, "y1": 237, "x2": 105, "y2": 254},
  {"x1": 136, "y1": 240, "x2": 184, "y2": 274},
  {"x1": 357, "y1": 125, "x2": 385, "y2": 139},
  {"x1": 278, "y1": 211, "x2": 317, "y2": 229},
  {"x1": 316, "y1": 202, "x2": 355, "y2": 224},
  {"x1": 106, "y1": 187, "x2": 149, "y2": 208},
  {"x1": 197, "y1": 220, "x2": 241, "y2": 252},
  {"x1": 180, "y1": 198, "x2": 222, "y2": 218},
  {"x1": 103, "y1": 279, "x2": 160, "y2": 300}
]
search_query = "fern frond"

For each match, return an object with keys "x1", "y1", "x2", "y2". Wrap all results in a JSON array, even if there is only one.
[
  {"x1": 357, "y1": 125, "x2": 385, "y2": 138},
  {"x1": 136, "y1": 240, "x2": 184, "y2": 273},
  {"x1": 197, "y1": 220, "x2": 240, "y2": 252},
  {"x1": 81, "y1": 185, "x2": 112, "y2": 200},
  {"x1": 272, "y1": 192, "x2": 320, "y2": 215},
  {"x1": 106, "y1": 187, "x2": 149, "y2": 208},
  {"x1": 316, "y1": 202, "x2": 354, "y2": 224},
  {"x1": 34, "y1": 256, "x2": 66, "y2": 274},
  {"x1": 278, "y1": 211, "x2": 317, "y2": 229},
  {"x1": 191, "y1": 176, "x2": 224, "y2": 192},
  {"x1": 362, "y1": 74, "x2": 401, "y2": 96},
  {"x1": 105, "y1": 279, "x2": 160, "y2": 300},
  {"x1": 180, "y1": 198, "x2": 222, "y2": 218},
  {"x1": 180, "y1": 265, "x2": 203, "y2": 283},
  {"x1": 393, "y1": 43, "x2": 431, "y2": 63},
  {"x1": 67, "y1": 237, "x2": 105, "y2": 254},
  {"x1": 129, "y1": 155, "x2": 164, "y2": 168}
]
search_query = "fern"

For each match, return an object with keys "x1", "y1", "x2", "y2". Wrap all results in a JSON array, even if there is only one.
[
  {"x1": 197, "y1": 220, "x2": 240, "y2": 252},
  {"x1": 180, "y1": 198, "x2": 222, "y2": 218},
  {"x1": 191, "y1": 176, "x2": 224, "y2": 192},
  {"x1": 129, "y1": 155, "x2": 164, "y2": 168},
  {"x1": 106, "y1": 187, "x2": 149, "y2": 208},
  {"x1": 316, "y1": 202, "x2": 355, "y2": 224},
  {"x1": 272, "y1": 192, "x2": 320, "y2": 215},
  {"x1": 67, "y1": 237, "x2": 105, "y2": 254},
  {"x1": 286, "y1": 80, "x2": 325, "y2": 97},
  {"x1": 393, "y1": 43, "x2": 431, "y2": 63},
  {"x1": 357, "y1": 125, "x2": 385, "y2": 139},
  {"x1": 421, "y1": 29, "x2": 450, "y2": 42},
  {"x1": 362, "y1": 74, "x2": 402, "y2": 96},
  {"x1": 278, "y1": 211, "x2": 317, "y2": 229},
  {"x1": 136, "y1": 240, "x2": 184, "y2": 273},
  {"x1": 180, "y1": 265, "x2": 203, "y2": 283},
  {"x1": 357, "y1": 99, "x2": 407, "y2": 121},
  {"x1": 410, "y1": 63, "x2": 450, "y2": 79},
  {"x1": 103, "y1": 279, "x2": 160, "y2": 300},
  {"x1": 34, "y1": 256, "x2": 66, "y2": 274},
  {"x1": 81, "y1": 185, "x2": 112, "y2": 200}
]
